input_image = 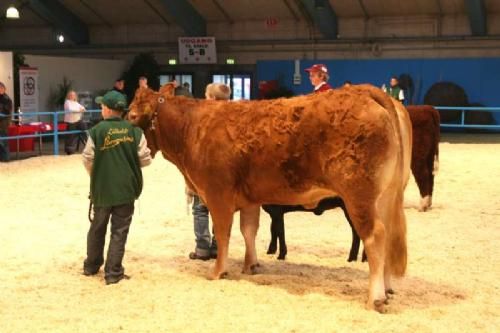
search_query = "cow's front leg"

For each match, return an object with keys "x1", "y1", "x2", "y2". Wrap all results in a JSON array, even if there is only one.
[
  {"x1": 240, "y1": 206, "x2": 261, "y2": 274},
  {"x1": 208, "y1": 206, "x2": 234, "y2": 280}
]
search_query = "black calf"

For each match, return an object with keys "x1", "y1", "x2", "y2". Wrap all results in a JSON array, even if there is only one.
[{"x1": 262, "y1": 197, "x2": 367, "y2": 262}]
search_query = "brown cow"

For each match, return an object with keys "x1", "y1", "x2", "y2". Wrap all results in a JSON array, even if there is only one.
[
  {"x1": 406, "y1": 105, "x2": 440, "y2": 211},
  {"x1": 128, "y1": 83, "x2": 410, "y2": 312}
]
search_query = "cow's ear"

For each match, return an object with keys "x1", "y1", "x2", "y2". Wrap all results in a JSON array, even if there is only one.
[{"x1": 160, "y1": 83, "x2": 175, "y2": 97}]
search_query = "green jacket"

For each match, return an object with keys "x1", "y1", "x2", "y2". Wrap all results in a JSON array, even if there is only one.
[
  {"x1": 388, "y1": 86, "x2": 402, "y2": 100},
  {"x1": 88, "y1": 117, "x2": 144, "y2": 207}
]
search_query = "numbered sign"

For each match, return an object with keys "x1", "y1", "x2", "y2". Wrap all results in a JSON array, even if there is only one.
[{"x1": 178, "y1": 37, "x2": 217, "y2": 64}]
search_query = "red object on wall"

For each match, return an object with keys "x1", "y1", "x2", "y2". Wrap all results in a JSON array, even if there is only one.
[{"x1": 266, "y1": 17, "x2": 278, "y2": 28}]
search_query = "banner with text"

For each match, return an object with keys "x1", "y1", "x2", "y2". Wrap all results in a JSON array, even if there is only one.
[
  {"x1": 19, "y1": 67, "x2": 39, "y2": 122},
  {"x1": 178, "y1": 37, "x2": 217, "y2": 64}
]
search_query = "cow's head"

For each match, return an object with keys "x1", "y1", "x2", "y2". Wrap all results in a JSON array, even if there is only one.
[{"x1": 127, "y1": 83, "x2": 176, "y2": 130}]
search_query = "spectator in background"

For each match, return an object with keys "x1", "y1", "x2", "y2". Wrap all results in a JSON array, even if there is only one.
[
  {"x1": 64, "y1": 90, "x2": 87, "y2": 155},
  {"x1": 188, "y1": 83, "x2": 231, "y2": 261},
  {"x1": 382, "y1": 76, "x2": 405, "y2": 103},
  {"x1": 0, "y1": 82, "x2": 13, "y2": 162},
  {"x1": 138, "y1": 76, "x2": 148, "y2": 89},
  {"x1": 175, "y1": 81, "x2": 193, "y2": 98},
  {"x1": 112, "y1": 77, "x2": 125, "y2": 94},
  {"x1": 305, "y1": 64, "x2": 332, "y2": 93}
]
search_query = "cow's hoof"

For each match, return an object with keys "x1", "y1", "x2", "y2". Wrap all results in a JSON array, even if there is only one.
[
  {"x1": 277, "y1": 254, "x2": 286, "y2": 260},
  {"x1": 372, "y1": 299, "x2": 387, "y2": 313},
  {"x1": 267, "y1": 245, "x2": 277, "y2": 255},
  {"x1": 242, "y1": 263, "x2": 261, "y2": 275},
  {"x1": 419, "y1": 196, "x2": 432, "y2": 212},
  {"x1": 347, "y1": 256, "x2": 357, "y2": 262},
  {"x1": 386, "y1": 288, "x2": 395, "y2": 295},
  {"x1": 208, "y1": 271, "x2": 228, "y2": 280}
]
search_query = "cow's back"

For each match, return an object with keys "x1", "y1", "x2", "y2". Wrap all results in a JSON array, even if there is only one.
[{"x1": 177, "y1": 89, "x2": 399, "y2": 207}]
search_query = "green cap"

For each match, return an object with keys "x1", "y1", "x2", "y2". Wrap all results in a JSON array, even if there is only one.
[{"x1": 95, "y1": 90, "x2": 127, "y2": 112}]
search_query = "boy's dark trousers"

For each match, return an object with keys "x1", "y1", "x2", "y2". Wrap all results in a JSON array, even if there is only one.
[{"x1": 84, "y1": 202, "x2": 134, "y2": 282}]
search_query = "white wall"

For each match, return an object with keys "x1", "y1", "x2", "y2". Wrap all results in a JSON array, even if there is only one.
[
  {"x1": 0, "y1": 51, "x2": 14, "y2": 107},
  {"x1": 24, "y1": 55, "x2": 126, "y2": 111}
]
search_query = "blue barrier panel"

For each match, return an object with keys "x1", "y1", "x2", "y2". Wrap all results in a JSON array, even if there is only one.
[
  {"x1": 434, "y1": 106, "x2": 500, "y2": 130},
  {"x1": 0, "y1": 110, "x2": 102, "y2": 157}
]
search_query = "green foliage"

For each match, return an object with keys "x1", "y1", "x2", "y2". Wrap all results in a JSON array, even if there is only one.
[
  {"x1": 122, "y1": 53, "x2": 160, "y2": 102},
  {"x1": 48, "y1": 76, "x2": 73, "y2": 110}
]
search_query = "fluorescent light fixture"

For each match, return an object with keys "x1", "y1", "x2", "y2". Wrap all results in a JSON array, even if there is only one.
[
  {"x1": 226, "y1": 58, "x2": 235, "y2": 65},
  {"x1": 168, "y1": 59, "x2": 177, "y2": 65},
  {"x1": 6, "y1": 5, "x2": 20, "y2": 19}
]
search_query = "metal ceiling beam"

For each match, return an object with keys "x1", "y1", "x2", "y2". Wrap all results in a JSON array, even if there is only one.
[
  {"x1": 28, "y1": 0, "x2": 89, "y2": 44},
  {"x1": 464, "y1": 0, "x2": 487, "y2": 36},
  {"x1": 283, "y1": 0, "x2": 301, "y2": 22},
  {"x1": 144, "y1": 0, "x2": 170, "y2": 26},
  {"x1": 212, "y1": 0, "x2": 234, "y2": 24},
  {"x1": 157, "y1": 0, "x2": 206, "y2": 36},
  {"x1": 79, "y1": 0, "x2": 112, "y2": 28},
  {"x1": 298, "y1": 0, "x2": 338, "y2": 39},
  {"x1": 357, "y1": 0, "x2": 369, "y2": 20}
]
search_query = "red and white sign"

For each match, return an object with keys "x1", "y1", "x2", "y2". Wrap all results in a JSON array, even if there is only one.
[
  {"x1": 19, "y1": 67, "x2": 39, "y2": 119},
  {"x1": 178, "y1": 37, "x2": 217, "y2": 64}
]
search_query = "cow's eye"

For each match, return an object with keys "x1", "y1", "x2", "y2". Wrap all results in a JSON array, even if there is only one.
[{"x1": 158, "y1": 96, "x2": 165, "y2": 103}]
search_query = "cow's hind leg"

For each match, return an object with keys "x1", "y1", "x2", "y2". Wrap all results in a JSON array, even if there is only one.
[
  {"x1": 347, "y1": 201, "x2": 387, "y2": 312},
  {"x1": 240, "y1": 206, "x2": 261, "y2": 274}
]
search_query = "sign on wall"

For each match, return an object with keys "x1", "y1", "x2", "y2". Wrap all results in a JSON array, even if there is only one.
[
  {"x1": 19, "y1": 67, "x2": 39, "y2": 117},
  {"x1": 178, "y1": 37, "x2": 217, "y2": 64}
]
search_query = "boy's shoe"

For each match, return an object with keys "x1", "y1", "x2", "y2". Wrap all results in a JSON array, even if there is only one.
[
  {"x1": 189, "y1": 252, "x2": 211, "y2": 261},
  {"x1": 209, "y1": 252, "x2": 217, "y2": 259},
  {"x1": 105, "y1": 274, "x2": 130, "y2": 285}
]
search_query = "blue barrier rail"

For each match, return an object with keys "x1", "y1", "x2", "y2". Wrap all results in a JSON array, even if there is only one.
[
  {"x1": 0, "y1": 110, "x2": 102, "y2": 157},
  {"x1": 2, "y1": 106, "x2": 499, "y2": 159},
  {"x1": 434, "y1": 106, "x2": 500, "y2": 129}
]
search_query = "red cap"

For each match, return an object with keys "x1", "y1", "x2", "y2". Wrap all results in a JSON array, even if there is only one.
[{"x1": 304, "y1": 64, "x2": 328, "y2": 74}]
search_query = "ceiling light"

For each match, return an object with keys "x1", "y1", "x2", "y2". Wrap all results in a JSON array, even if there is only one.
[
  {"x1": 6, "y1": 5, "x2": 20, "y2": 19},
  {"x1": 57, "y1": 34, "x2": 65, "y2": 43}
]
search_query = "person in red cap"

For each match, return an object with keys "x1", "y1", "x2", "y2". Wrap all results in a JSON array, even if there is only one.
[{"x1": 305, "y1": 64, "x2": 332, "y2": 93}]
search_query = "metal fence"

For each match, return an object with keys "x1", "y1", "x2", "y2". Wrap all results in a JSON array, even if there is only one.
[
  {"x1": 0, "y1": 110, "x2": 101, "y2": 157},
  {"x1": 1, "y1": 106, "x2": 500, "y2": 160},
  {"x1": 434, "y1": 106, "x2": 500, "y2": 129}
]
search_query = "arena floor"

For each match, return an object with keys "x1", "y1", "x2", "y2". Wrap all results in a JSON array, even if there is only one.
[{"x1": 0, "y1": 134, "x2": 499, "y2": 333}]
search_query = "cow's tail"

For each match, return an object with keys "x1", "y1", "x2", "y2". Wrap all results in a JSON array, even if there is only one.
[
  {"x1": 386, "y1": 187, "x2": 407, "y2": 277},
  {"x1": 431, "y1": 106, "x2": 441, "y2": 175}
]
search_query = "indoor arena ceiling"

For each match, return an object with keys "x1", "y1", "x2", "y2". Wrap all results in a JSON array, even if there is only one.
[{"x1": 0, "y1": 0, "x2": 498, "y2": 46}]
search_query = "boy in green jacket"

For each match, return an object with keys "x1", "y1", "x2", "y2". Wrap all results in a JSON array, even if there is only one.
[{"x1": 82, "y1": 90, "x2": 151, "y2": 285}]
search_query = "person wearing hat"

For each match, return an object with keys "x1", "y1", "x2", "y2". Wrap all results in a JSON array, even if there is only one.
[
  {"x1": 81, "y1": 90, "x2": 152, "y2": 285},
  {"x1": 305, "y1": 64, "x2": 333, "y2": 93}
]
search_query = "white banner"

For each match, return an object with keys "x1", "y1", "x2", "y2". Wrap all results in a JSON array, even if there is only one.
[
  {"x1": 178, "y1": 37, "x2": 217, "y2": 64},
  {"x1": 19, "y1": 67, "x2": 39, "y2": 118}
]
